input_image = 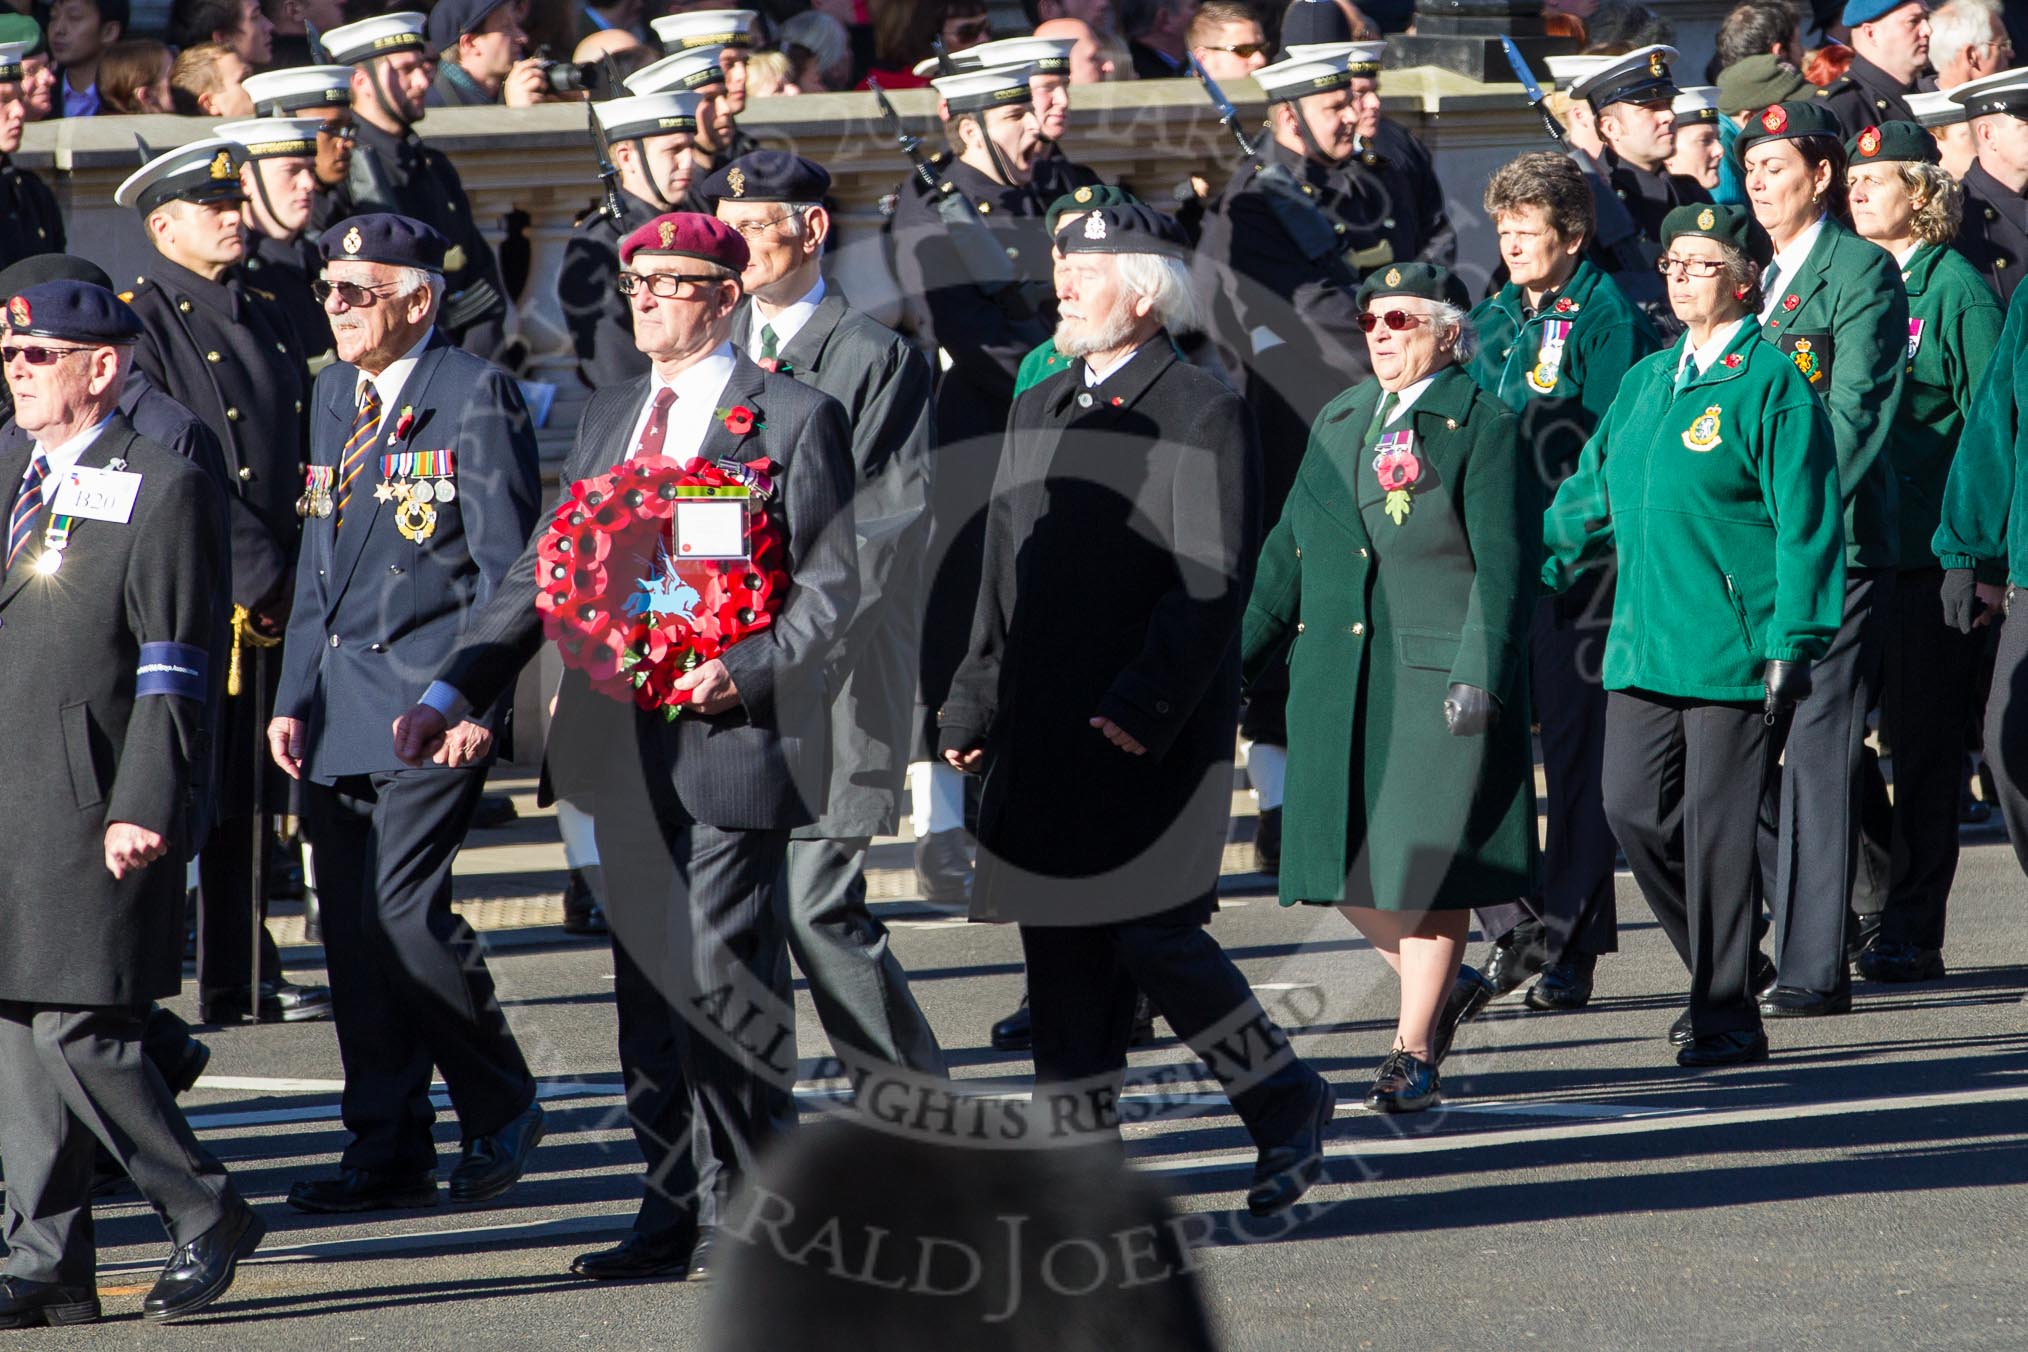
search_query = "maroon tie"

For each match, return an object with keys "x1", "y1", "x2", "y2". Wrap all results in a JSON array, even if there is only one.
[{"x1": 633, "y1": 387, "x2": 676, "y2": 460}]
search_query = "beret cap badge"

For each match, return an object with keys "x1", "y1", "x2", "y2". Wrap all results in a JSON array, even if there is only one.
[
  {"x1": 1761, "y1": 104, "x2": 1787, "y2": 133},
  {"x1": 1648, "y1": 51, "x2": 1664, "y2": 77},
  {"x1": 1857, "y1": 126, "x2": 1881, "y2": 156},
  {"x1": 1385, "y1": 267, "x2": 1402, "y2": 285},
  {"x1": 342, "y1": 226, "x2": 363, "y2": 255},
  {"x1": 728, "y1": 167, "x2": 746, "y2": 198},
  {"x1": 1697, "y1": 207, "x2": 1716, "y2": 230},
  {"x1": 1074, "y1": 185, "x2": 1093, "y2": 203},
  {"x1": 1083, "y1": 213, "x2": 1106, "y2": 240},
  {"x1": 658, "y1": 219, "x2": 676, "y2": 247},
  {"x1": 7, "y1": 296, "x2": 26, "y2": 329}
]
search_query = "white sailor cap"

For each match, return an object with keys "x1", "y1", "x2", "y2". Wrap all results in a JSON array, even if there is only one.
[
  {"x1": 1672, "y1": 85, "x2": 1721, "y2": 125},
  {"x1": 1571, "y1": 43, "x2": 1680, "y2": 110},
  {"x1": 1544, "y1": 54, "x2": 1615, "y2": 92},
  {"x1": 650, "y1": 9, "x2": 759, "y2": 51},
  {"x1": 0, "y1": 39, "x2": 30, "y2": 82},
  {"x1": 593, "y1": 90, "x2": 701, "y2": 140},
  {"x1": 1948, "y1": 66, "x2": 2028, "y2": 118},
  {"x1": 115, "y1": 138, "x2": 247, "y2": 214},
  {"x1": 242, "y1": 64, "x2": 355, "y2": 114},
  {"x1": 214, "y1": 116, "x2": 325, "y2": 159},
  {"x1": 913, "y1": 35, "x2": 1077, "y2": 79},
  {"x1": 1905, "y1": 87, "x2": 1967, "y2": 128},
  {"x1": 1252, "y1": 46, "x2": 1360, "y2": 104},
  {"x1": 322, "y1": 12, "x2": 427, "y2": 66},
  {"x1": 626, "y1": 45, "x2": 731, "y2": 95},
  {"x1": 931, "y1": 63, "x2": 1037, "y2": 114},
  {"x1": 1280, "y1": 40, "x2": 1385, "y2": 75}
]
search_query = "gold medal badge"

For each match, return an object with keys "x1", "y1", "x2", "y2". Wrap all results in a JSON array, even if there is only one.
[
  {"x1": 396, "y1": 499, "x2": 438, "y2": 543},
  {"x1": 1527, "y1": 361, "x2": 1559, "y2": 393},
  {"x1": 1790, "y1": 338, "x2": 1822, "y2": 385},
  {"x1": 1681, "y1": 405, "x2": 1723, "y2": 452}
]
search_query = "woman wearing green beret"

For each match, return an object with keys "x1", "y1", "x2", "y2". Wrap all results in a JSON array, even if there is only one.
[
  {"x1": 1738, "y1": 99, "x2": 1909, "y2": 1019},
  {"x1": 1845, "y1": 122, "x2": 2004, "y2": 985},
  {"x1": 1544, "y1": 203, "x2": 1846, "y2": 1067},
  {"x1": 1243, "y1": 261, "x2": 1538, "y2": 1113}
]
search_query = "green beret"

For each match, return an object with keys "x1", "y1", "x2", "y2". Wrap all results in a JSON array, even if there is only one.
[
  {"x1": 1715, "y1": 56, "x2": 1812, "y2": 116},
  {"x1": 1661, "y1": 202, "x2": 1773, "y2": 270},
  {"x1": 1734, "y1": 99, "x2": 1844, "y2": 158},
  {"x1": 1356, "y1": 261, "x2": 1469, "y2": 312},
  {"x1": 0, "y1": 13, "x2": 44, "y2": 59},
  {"x1": 1845, "y1": 120, "x2": 1940, "y2": 166},
  {"x1": 1045, "y1": 184, "x2": 1138, "y2": 237}
]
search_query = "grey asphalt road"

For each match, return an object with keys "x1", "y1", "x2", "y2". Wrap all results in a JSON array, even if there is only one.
[{"x1": 11, "y1": 821, "x2": 2028, "y2": 1351}]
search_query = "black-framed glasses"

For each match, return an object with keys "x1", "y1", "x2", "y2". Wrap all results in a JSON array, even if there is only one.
[
  {"x1": 1655, "y1": 256, "x2": 1727, "y2": 278},
  {"x1": 1357, "y1": 309, "x2": 1436, "y2": 333},
  {"x1": 311, "y1": 278, "x2": 400, "y2": 306},
  {"x1": 1198, "y1": 41, "x2": 1267, "y2": 57},
  {"x1": 617, "y1": 271, "x2": 726, "y2": 298},
  {"x1": 1, "y1": 343, "x2": 92, "y2": 365}
]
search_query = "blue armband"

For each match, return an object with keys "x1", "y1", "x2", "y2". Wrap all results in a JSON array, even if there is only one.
[{"x1": 135, "y1": 643, "x2": 208, "y2": 700}]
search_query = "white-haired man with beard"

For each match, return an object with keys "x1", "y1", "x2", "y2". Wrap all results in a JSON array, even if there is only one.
[{"x1": 938, "y1": 202, "x2": 1334, "y2": 1217}]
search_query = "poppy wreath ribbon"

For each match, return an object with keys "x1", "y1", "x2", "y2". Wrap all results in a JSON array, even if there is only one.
[{"x1": 534, "y1": 454, "x2": 789, "y2": 717}]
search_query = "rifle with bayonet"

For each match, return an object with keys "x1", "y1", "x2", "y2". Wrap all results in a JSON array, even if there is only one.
[{"x1": 587, "y1": 85, "x2": 625, "y2": 224}]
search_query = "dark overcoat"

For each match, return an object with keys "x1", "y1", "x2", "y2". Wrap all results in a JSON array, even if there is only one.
[
  {"x1": 556, "y1": 187, "x2": 661, "y2": 391},
  {"x1": 1954, "y1": 162, "x2": 2028, "y2": 306},
  {"x1": 0, "y1": 154, "x2": 64, "y2": 269}
]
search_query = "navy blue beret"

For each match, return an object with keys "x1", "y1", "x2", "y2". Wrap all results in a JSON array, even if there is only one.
[
  {"x1": 319, "y1": 212, "x2": 449, "y2": 271},
  {"x1": 6, "y1": 280, "x2": 144, "y2": 345},
  {"x1": 1054, "y1": 202, "x2": 1189, "y2": 258},
  {"x1": 700, "y1": 150, "x2": 832, "y2": 207},
  {"x1": 427, "y1": 0, "x2": 512, "y2": 51}
]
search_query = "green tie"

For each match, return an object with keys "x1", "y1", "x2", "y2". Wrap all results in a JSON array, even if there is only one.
[
  {"x1": 1364, "y1": 390, "x2": 1398, "y2": 444},
  {"x1": 759, "y1": 323, "x2": 779, "y2": 361},
  {"x1": 1675, "y1": 356, "x2": 1698, "y2": 394}
]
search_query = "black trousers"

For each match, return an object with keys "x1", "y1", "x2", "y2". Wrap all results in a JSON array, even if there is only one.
[
  {"x1": 1877, "y1": 568, "x2": 1984, "y2": 949},
  {"x1": 196, "y1": 814, "x2": 284, "y2": 998},
  {"x1": 1603, "y1": 691, "x2": 1788, "y2": 1037},
  {"x1": 1527, "y1": 575, "x2": 1620, "y2": 959},
  {"x1": 1982, "y1": 589, "x2": 2028, "y2": 878},
  {"x1": 304, "y1": 767, "x2": 535, "y2": 1175},
  {"x1": 1759, "y1": 572, "x2": 1890, "y2": 996},
  {"x1": 596, "y1": 788, "x2": 796, "y2": 1236},
  {"x1": 1020, "y1": 919, "x2": 1317, "y2": 1150}
]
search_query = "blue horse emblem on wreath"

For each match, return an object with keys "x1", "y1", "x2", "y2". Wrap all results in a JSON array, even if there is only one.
[{"x1": 625, "y1": 543, "x2": 702, "y2": 618}]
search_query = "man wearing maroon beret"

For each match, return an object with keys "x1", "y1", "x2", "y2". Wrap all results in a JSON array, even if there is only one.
[{"x1": 394, "y1": 210, "x2": 859, "y2": 1282}]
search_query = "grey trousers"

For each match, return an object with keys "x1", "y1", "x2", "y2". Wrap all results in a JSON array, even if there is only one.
[
  {"x1": 785, "y1": 837, "x2": 946, "y2": 1078},
  {"x1": 0, "y1": 1002, "x2": 235, "y2": 1284}
]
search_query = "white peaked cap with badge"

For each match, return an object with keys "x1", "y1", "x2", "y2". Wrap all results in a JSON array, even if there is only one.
[
  {"x1": 1947, "y1": 66, "x2": 2028, "y2": 116},
  {"x1": 320, "y1": 11, "x2": 427, "y2": 65},
  {"x1": 912, "y1": 35, "x2": 1076, "y2": 79},
  {"x1": 1252, "y1": 45, "x2": 1360, "y2": 104},
  {"x1": 592, "y1": 91, "x2": 702, "y2": 138},
  {"x1": 626, "y1": 45, "x2": 732, "y2": 95},
  {"x1": 213, "y1": 117, "x2": 326, "y2": 158},
  {"x1": 114, "y1": 137, "x2": 246, "y2": 211},
  {"x1": 1281, "y1": 39, "x2": 1384, "y2": 71},
  {"x1": 1672, "y1": 86, "x2": 1721, "y2": 123},
  {"x1": 930, "y1": 63, "x2": 1038, "y2": 113},
  {"x1": 650, "y1": 9, "x2": 759, "y2": 49},
  {"x1": 242, "y1": 65, "x2": 357, "y2": 113},
  {"x1": 1906, "y1": 87, "x2": 1967, "y2": 128}
]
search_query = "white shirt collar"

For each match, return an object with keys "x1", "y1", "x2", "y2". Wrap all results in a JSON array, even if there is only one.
[
  {"x1": 1759, "y1": 214, "x2": 1827, "y2": 320},
  {"x1": 357, "y1": 328, "x2": 436, "y2": 414},
  {"x1": 32, "y1": 414, "x2": 117, "y2": 500},
  {"x1": 626, "y1": 341, "x2": 739, "y2": 461},
  {"x1": 1381, "y1": 372, "x2": 1440, "y2": 423},
  {"x1": 1893, "y1": 241, "x2": 1921, "y2": 271},
  {"x1": 1677, "y1": 318, "x2": 1747, "y2": 380},
  {"x1": 1083, "y1": 343, "x2": 1143, "y2": 387},
  {"x1": 751, "y1": 275, "x2": 825, "y2": 359}
]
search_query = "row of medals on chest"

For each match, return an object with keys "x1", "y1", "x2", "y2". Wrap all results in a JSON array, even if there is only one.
[{"x1": 296, "y1": 451, "x2": 454, "y2": 543}]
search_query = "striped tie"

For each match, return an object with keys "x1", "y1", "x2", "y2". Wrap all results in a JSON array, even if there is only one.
[
  {"x1": 6, "y1": 453, "x2": 50, "y2": 573},
  {"x1": 335, "y1": 384, "x2": 382, "y2": 530}
]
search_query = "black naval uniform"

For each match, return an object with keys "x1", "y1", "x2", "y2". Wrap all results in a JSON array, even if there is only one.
[
  {"x1": 1820, "y1": 53, "x2": 1919, "y2": 140},
  {"x1": 680, "y1": 127, "x2": 763, "y2": 214},
  {"x1": 242, "y1": 231, "x2": 336, "y2": 369},
  {"x1": 1580, "y1": 145, "x2": 1708, "y2": 337},
  {"x1": 558, "y1": 187, "x2": 662, "y2": 390},
  {"x1": 1955, "y1": 162, "x2": 2028, "y2": 305},
  {"x1": 1030, "y1": 140, "x2": 1101, "y2": 201},
  {"x1": 125, "y1": 257, "x2": 313, "y2": 1008},
  {"x1": 0, "y1": 155, "x2": 64, "y2": 268}
]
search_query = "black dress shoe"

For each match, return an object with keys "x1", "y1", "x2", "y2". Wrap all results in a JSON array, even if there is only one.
[
  {"x1": 1482, "y1": 921, "x2": 1549, "y2": 996},
  {"x1": 1676, "y1": 1028, "x2": 1770, "y2": 1067},
  {"x1": 990, "y1": 993, "x2": 1032, "y2": 1051},
  {"x1": 1524, "y1": 953, "x2": 1596, "y2": 1011},
  {"x1": 471, "y1": 792, "x2": 520, "y2": 829},
  {"x1": 287, "y1": 1168, "x2": 439, "y2": 1214},
  {"x1": 571, "y1": 1228, "x2": 699, "y2": 1281},
  {"x1": 1253, "y1": 806, "x2": 1282, "y2": 875},
  {"x1": 1245, "y1": 1075, "x2": 1333, "y2": 1217},
  {"x1": 1364, "y1": 1049, "x2": 1440, "y2": 1113},
  {"x1": 561, "y1": 868, "x2": 609, "y2": 936},
  {"x1": 142, "y1": 1202, "x2": 264, "y2": 1323},
  {"x1": 686, "y1": 1227, "x2": 718, "y2": 1280},
  {"x1": 914, "y1": 829, "x2": 972, "y2": 903},
  {"x1": 165, "y1": 1036, "x2": 211, "y2": 1096},
  {"x1": 0, "y1": 1276, "x2": 101, "y2": 1329},
  {"x1": 1752, "y1": 950, "x2": 1778, "y2": 1001},
  {"x1": 1433, "y1": 965, "x2": 1493, "y2": 1063},
  {"x1": 1667, "y1": 1009, "x2": 1694, "y2": 1045},
  {"x1": 1129, "y1": 992, "x2": 1157, "y2": 1047},
  {"x1": 1857, "y1": 940, "x2": 1946, "y2": 983},
  {"x1": 449, "y1": 1102, "x2": 545, "y2": 1203},
  {"x1": 1759, "y1": 986, "x2": 1852, "y2": 1018},
  {"x1": 200, "y1": 980, "x2": 334, "y2": 1025}
]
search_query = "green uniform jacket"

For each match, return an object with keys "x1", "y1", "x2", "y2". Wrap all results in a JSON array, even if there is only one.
[
  {"x1": 1242, "y1": 365, "x2": 1539, "y2": 911},
  {"x1": 1543, "y1": 319, "x2": 1847, "y2": 700},
  {"x1": 1892, "y1": 244, "x2": 2002, "y2": 569},
  {"x1": 1015, "y1": 339, "x2": 1076, "y2": 397},
  {"x1": 1934, "y1": 278, "x2": 2028, "y2": 583},
  {"x1": 1757, "y1": 217, "x2": 1908, "y2": 570}
]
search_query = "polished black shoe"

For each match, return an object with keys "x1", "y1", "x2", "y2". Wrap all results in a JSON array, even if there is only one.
[
  {"x1": 0, "y1": 1276, "x2": 101, "y2": 1329},
  {"x1": 1524, "y1": 953, "x2": 1596, "y2": 1011},
  {"x1": 1433, "y1": 964, "x2": 1494, "y2": 1063},
  {"x1": 990, "y1": 992, "x2": 1032, "y2": 1051},
  {"x1": 571, "y1": 1228, "x2": 699, "y2": 1281},
  {"x1": 1245, "y1": 1075, "x2": 1333, "y2": 1217},
  {"x1": 1752, "y1": 950, "x2": 1778, "y2": 1001},
  {"x1": 1857, "y1": 940, "x2": 1946, "y2": 984},
  {"x1": 301, "y1": 888, "x2": 323, "y2": 945},
  {"x1": 1482, "y1": 921, "x2": 1549, "y2": 997},
  {"x1": 287, "y1": 1168, "x2": 438, "y2": 1214},
  {"x1": 686, "y1": 1227, "x2": 718, "y2": 1280},
  {"x1": 560, "y1": 868, "x2": 609, "y2": 936},
  {"x1": 1667, "y1": 1009, "x2": 1694, "y2": 1045},
  {"x1": 1365, "y1": 1048, "x2": 1440, "y2": 1112},
  {"x1": 1759, "y1": 986, "x2": 1852, "y2": 1018},
  {"x1": 1676, "y1": 1028, "x2": 1770, "y2": 1067},
  {"x1": 142, "y1": 1202, "x2": 264, "y2": 1323},
  {"x1": 471, "y1": 792, "x2": 520, "y2": 829},
  {"x1": 200, "y1": 979, "x2": 334, "y2": 1025},
  {"x1": 165, "y1": 1035, "x2": 211, "y2": 1096},
  {"x1": 1253, "y1": 806, "x2": 1282, "y2": 876},
  {"x1": 914, "y1": 829, "x2": 972, "y2": 903},
  {"x1": 1130, "y1": 992, "x2": 1157, "y2": 1047},
  {"x1": 449, "y1": 1103, "x2": 545, "y2": 1203}
]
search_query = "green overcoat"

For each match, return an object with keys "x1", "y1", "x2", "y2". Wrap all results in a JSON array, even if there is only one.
[
  {"x1": 1888, "y1": 244, "x2": 2002, "y2": 569},
  {"x1": 1241, "y1": 364, "x2": 1539, "y2": 911},
  {"x1": 1934, "y1": 274, "x2": 2028, "y2": 583}
]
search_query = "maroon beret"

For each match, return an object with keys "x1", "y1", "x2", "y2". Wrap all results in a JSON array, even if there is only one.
[{"x1": 618, "y1": 212, "x2": 750, "y2": 272}]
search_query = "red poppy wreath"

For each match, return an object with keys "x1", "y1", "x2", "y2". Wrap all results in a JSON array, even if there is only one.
[{"x1": 534, "y1": 453, "x2": 789, "y2": 717}]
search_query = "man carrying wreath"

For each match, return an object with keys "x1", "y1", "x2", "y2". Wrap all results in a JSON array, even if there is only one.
[{"x1": 394, "y1": 212, "x2": 857, "y2": 1283}]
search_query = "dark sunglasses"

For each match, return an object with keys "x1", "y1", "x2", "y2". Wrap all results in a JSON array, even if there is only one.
[
  {"x1": 311, "y1": 278, "x2": 399, "y2": 306},
  {"x1": 1, "y1": 343, "x2": 92, "y2": 365},
  {"x1": 1199, "y1": 41, "x2": 1267, "y2": 57},
  {"x1": 1357, "y1": 310, "x2": 1436, "y2": 333}
]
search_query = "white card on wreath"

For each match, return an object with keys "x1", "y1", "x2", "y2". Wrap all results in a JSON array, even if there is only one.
[{"x1": 673, "y1": 498, "x2": 747, "y2": 560}]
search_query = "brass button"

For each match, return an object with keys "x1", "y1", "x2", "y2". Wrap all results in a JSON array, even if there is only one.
[
  {"x1": 226, "y1": 407, "x2": 240, "y2": 421},
  {"x1": 178, "y1": 300, "x2": 191, "y2": 313},
  {"x1": 1301, "y1": 184, "x2": 1315, "y2": 196},
  {"x1": 1294, "y1": 546, "x2": 1301, "y2": 558},
  {"x1": 1382, "y1": 217, "x2": 1395, "y2": 229},
  {"x1": 1334, "y1": 223, "x2": 1346, "y2": 235},
  {"x1": 1351, "y1": 622, "x2": 1365, "y2": 635},
  {"x1": 977, "y1": 200, "x2": 991, "y2": 214},
  {"x1": 206, "y1": 351, "x2": 221, "y2": 363},
  {"x1": 1501, "y1": 348, "x2": 1511, "y2": 357},
  {"x1": 1359, "y1": 547, "x2": 1369, "y2": 558},
  {"x1": 295, "y1": 400, "x2": 304, "y2": 413},
  {"x1": 1006, "y1": 247, "x2": 1019, "y2": 260},
  {"x1": 329, "y1": 634, "x2": 341, "y2": 648},
  {"x1": 1295, "y1": 621, "x2": 1305, "y2": 633},
  {"x1": 237, "y1": 466, "x2": 252, "y2": 481},
  {"x1": 1445, "y1": 418, "x2": 1457, "y2": 430},
  {"x1": 276, "y1": 342, "x2": 287, "y2": 354}
]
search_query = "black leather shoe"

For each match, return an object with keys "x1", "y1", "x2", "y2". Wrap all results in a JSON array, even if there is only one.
[
  {"x1": 0, "y1": 1276, "x2": 101, "y2": 1329},
  {"x1": 1676, "y1": 1028, "x2": 1770, "y2": 1067},
  {"x1": 287, "y1": 1168, "x2": 438, "y2": 1214},
  {"x1": 990, "y1": 993, "x2": 1031, "y2": 1051},
  {"x1": 1364, "y1": 1049, "x2": 1440, "y2": 1113},
  {"x1": 561, "y1": 868, "x2": 609, "y2": 936},
  {"x1": 1857, "y1": 940, "x2": 1946, "y2": 983},
  {"x1": 449, "y1": 1103, "x2": 545, "y2": 1203},
  {"x1": 1129, "y1": 992, "x2": 1157, "y2": 1047},
  {"x1": 1752, "y1": 950, "x2": 1778, "y2": 1001},
  {"x1": 571, "y1": 1228, "x2": 699, "y2": 1281},
  {"x1": 1433, "y1": 965, "x2": 1493, "y2": 1062},
  {"x1": 200, "y1": 980, "x2": 334, "y2": 1024},
  {"x1": 1253, "y1": 806, "x2": 1282, "y2": 876},
  {"x1": 1667, "y1": 1009, "x2": 1694, "y2": 1045},
  {"x1": 1759, "y1": 986, "x2": 1852, "y2": 1017},
  {"x1": 165, "y1": 1036, "x2": 211, "y2": 1096},
  {"x1": 142, "y1": 1202, "x2": 264, "y2": 1323},
  {"x1": 471, "y1": 792, "x2": 520, "y2": 829},
  {"x1": 1524, "y1": 953, "x2": 1596, "y2": 1011},
  {"x1": 686, "y1": 1227, "x2": 718, "y2": 1280},
  {"x1": 1246, "y1": 1075, "x2": 1333, "y2": 1217},
  {"x1": 914, "y1": 829, "x2": 972, "y2": 903},
  {"x1": 1482, "y1": 922, "x2": 1548, "y2": 997}
]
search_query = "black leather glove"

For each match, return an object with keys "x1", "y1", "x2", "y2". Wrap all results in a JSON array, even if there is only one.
[
  {"x1": 1763, "y1": 659, "x2": 1813, "y2": 720},
  {"x1": 1939, "y1": 568, "x2": 1980, "y2": 635},
  {"x1": 1444, "y1": 683, "x2": 1499, "y2": 736}
]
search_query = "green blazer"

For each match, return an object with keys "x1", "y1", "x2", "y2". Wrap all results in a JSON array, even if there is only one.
[
  {"x1": 1757, "y1": 217, "x2": 1909, "y2": 570},
  {"x1": 1543, "y1": 318, "x2": 1847, "y2": 701},
  {"x1": 1013, "y1": 338, "x2": 1075, "y2": 397},
  {"x1": 1934, "y1": 278, "x2": 2028, "y2": 584},
  {"x1": 1889, "y1": 244, "x2": 2002, "y2": 570},
  {"x1": 1243, "y1": 364, "x2": 1538, "y2": 911}
]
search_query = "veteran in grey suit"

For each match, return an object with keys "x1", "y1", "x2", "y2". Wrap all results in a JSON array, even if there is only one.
[{"x1": 396, "y1": 211, "x2": 858, "y2": 1283}]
